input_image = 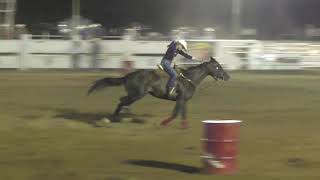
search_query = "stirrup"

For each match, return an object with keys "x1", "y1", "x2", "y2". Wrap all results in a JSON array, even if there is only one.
[
  {"x1": 157, "y1": 64, "x2": 164, "y2": 71},
  {"x1": 168, "y1": 86, "x2": 177, "y2": 97}
]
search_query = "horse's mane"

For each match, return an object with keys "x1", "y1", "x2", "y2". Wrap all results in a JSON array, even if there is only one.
[{"x1": 181, "y1": 62, "x2": 207, "y2": 75}]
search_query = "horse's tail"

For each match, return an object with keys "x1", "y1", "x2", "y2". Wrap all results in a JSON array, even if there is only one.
[{"x1": 87, "y1": 77, "x2": 125, "y2": 96}]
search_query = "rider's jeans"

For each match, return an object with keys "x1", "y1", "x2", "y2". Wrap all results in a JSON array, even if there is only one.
[{"x1": 161, "y1": 59, "x2": 177, "y2": 90}]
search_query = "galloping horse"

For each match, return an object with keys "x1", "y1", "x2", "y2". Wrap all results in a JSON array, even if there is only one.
[{"x1": 87, "y1": 57, "x2": 230, "y2": 129}]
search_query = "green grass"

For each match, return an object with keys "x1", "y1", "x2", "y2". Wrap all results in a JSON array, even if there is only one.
[{"x1": 0, "y1": 70, "x2": 320, "y2": 180}]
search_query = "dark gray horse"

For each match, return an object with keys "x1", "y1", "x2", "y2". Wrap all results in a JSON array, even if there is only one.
[{"x1": 87, "y1": 57, "x2": 230, "y2": 129}]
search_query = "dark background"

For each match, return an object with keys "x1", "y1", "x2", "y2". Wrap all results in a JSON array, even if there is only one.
[{"x1": 16, "y1": 0, "x2": 320, "y2": 39}]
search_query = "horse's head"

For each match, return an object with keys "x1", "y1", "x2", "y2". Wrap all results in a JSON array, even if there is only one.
[{"x1": 205, "y1": 57, "x2": 230, "y2": 81}]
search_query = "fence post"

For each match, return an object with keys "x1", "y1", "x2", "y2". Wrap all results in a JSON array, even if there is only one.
[{"x1": 19, "y1": 34, "x2": 30, "y2": 70}]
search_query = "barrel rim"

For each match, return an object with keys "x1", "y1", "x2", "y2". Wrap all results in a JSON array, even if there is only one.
[
  {"x1": 202, "y1": 120, "x2": 241, "y2": 124},
  {"x1": 200, "y1": 138, "x2": 239, "y2": 142}
]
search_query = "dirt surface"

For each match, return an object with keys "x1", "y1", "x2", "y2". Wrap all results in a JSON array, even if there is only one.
[{"x1": 0, "y1": 70, "x2": 320, "y2": 180}]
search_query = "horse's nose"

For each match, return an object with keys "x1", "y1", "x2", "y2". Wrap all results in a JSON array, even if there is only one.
[{"x1": 224, "y1": 73, "x2": 230, "y2": 81}]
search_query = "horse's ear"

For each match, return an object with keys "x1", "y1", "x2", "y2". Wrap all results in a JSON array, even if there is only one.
[{"x1": 210, "y1": 57, "x2": 217, "y2": 62}]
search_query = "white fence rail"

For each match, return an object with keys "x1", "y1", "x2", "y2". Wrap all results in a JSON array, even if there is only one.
[{"x1": 0, "y1": 35, "x2": 320, "y2": 70}]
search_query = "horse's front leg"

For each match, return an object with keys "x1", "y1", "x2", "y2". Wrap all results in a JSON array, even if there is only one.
[
  {"x1": 160, "y1": 98, "x2": 184, "y2": 127},
  {"x1": 180, "y1": 102, "x2": 189, "y2": 129}
]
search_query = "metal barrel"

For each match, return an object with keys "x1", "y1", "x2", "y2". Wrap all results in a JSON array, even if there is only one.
[{"x1": 201, "y1": 120, "x2": 241, "y2": 174}]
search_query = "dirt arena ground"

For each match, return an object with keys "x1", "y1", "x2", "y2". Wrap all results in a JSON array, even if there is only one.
[{"x1": 0, "y1": 70, "x2": 320, "y2": 180}]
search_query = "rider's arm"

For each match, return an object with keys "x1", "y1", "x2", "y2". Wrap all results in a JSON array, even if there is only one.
[{"x1": 177, "y1": 49, "x2": 193, "y2": 60}]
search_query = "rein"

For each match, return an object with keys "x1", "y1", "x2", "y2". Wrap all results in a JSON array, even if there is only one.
[{"x1": 179, "y1": 72, "x2": 196, "y2": 87}]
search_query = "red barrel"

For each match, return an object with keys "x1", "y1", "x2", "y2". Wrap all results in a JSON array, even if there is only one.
[{"x1": 201, "y1": 120, "x2": 241, "y2": 174}]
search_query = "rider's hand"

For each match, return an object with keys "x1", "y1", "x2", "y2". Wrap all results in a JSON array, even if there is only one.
[{"x1": 192, "y1": 56, "x2": 199, "y2": 61}]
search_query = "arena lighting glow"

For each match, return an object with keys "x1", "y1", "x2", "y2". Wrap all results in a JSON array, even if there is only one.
[
  {"x1": 203, "y1": 28, "x2": 215, "y2": 32},
  {"x1": 60, "y1": 29, "x2": 71, "y2": 33},
  {"x1": 15, "y1": 24, "x2": 25, "y2": 27},
  {"x1": 76, "y1": 25, "x2": 87, "y2": 30},
  {"x1": 88, "y1": 24, "x2": 101, "y2": 28},
  {"x1": 58, "y1": 24, "x2": 67, "y2": 27}
]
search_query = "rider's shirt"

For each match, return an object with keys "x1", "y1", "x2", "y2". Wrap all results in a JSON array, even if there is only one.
[{"x1": 163, "y1": 41, "x2": 193, "y2": 62}]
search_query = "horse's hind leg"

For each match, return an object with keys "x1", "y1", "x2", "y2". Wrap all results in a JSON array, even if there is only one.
[{"x1": 112, "y1": 94, "x2": 145, "y2": 122}]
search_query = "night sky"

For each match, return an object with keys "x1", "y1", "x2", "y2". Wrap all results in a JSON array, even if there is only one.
[{"x1": 16, "y1": 0, "x2": 320, "y2": 38}]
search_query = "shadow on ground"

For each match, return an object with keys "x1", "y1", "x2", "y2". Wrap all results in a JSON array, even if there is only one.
[
  {"x1": 52, "y1": 108, "x2": 151, "y2": 126},
  {"x1": 54, "y1": 108, "x2": 109, "y2": 122},
  {"x1": 125, "y1": 159, "x2": 201, "y2": 174}
]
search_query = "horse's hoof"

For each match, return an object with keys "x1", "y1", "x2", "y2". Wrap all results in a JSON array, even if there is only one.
[
  {"x1": 111, "y1": 115, "x2": 121, "y2": 123},
  {"x1": 180, "y1": 121, "x2": 189, "y2": 129},
  {"x1": 160, "y1": 118, "x2": 172, "y2": 127},
  {"x1": 119, "y1": 106, "x2": 131, "y2": 114}
]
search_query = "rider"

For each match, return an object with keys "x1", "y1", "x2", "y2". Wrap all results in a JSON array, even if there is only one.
[{"x1": 161, "y1": 40, "x2": 195, "y2": 97}]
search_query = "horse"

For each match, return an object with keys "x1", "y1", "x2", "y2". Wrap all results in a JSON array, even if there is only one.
[{"x1": 87, "y1": 57, "x2": 230, "y2": 129}]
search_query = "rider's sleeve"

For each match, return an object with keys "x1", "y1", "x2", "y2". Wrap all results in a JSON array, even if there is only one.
[{"x1": 177, "y1": 49, "x2": 193, "y2": 59}]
